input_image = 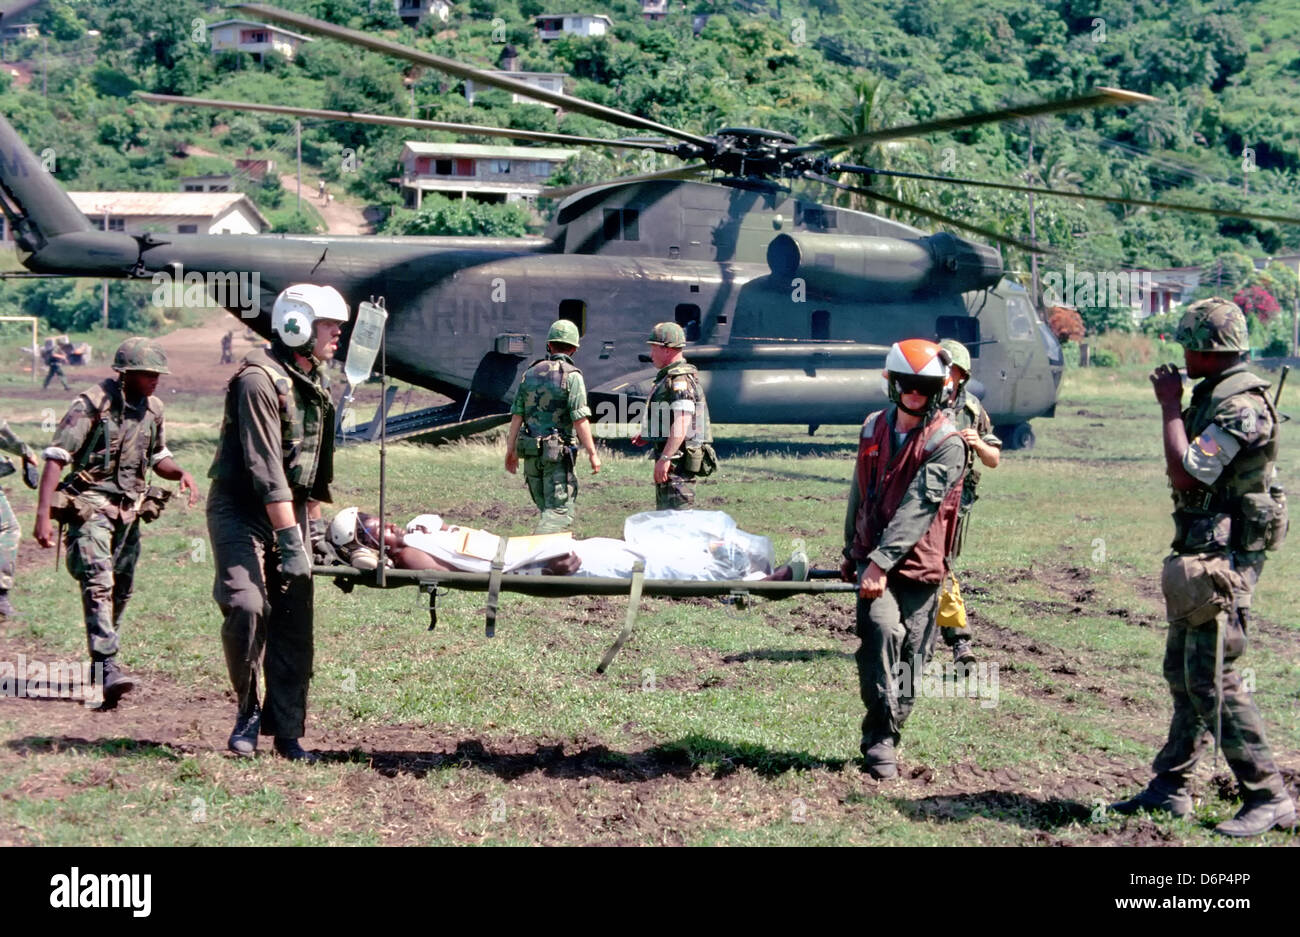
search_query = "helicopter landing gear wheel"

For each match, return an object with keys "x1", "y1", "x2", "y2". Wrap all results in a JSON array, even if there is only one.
[{"x1": 996, "y1": 422, "x2": 1036, "y2": 451}]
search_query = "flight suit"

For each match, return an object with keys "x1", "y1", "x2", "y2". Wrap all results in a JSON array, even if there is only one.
[
  {"x1": 642, "y1": 361, "x2": 713, "y2": 510},
  {"x1": 46, "y1": 379, "x2": 171, "y2": 659},
  {"x1": 510, "y1": 353, "x2": 591, "y2": 533},
  {"x1": 208, "y1": 345, "x2": 334, "y2": 741},
  {"x1": 940, "y1": 388, "x2": 1001, "y2": 648},
  {"x1": 1154, "y1": 364, "x2": 1286, "y2": 799},
  {"x1": 0, "y1": 420, "x2": 36, "y2": 603}
]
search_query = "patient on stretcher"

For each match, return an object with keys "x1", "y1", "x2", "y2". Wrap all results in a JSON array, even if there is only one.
[{"x1": 327, "y1": 508, "x2": 809, "y2": 581}]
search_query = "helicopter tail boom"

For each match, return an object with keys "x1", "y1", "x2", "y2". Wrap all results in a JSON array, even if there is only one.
[{"x1": 0, "y1": 113, "x2": 95, "y2": 251}]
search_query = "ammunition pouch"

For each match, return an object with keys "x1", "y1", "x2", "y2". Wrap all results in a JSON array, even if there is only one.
[
  {"x1": 515, "y1": 435, "x2": 541, "y2": 458},
  {"x1": 137, "y1": 485, "x2": 173, "y2": 524},
  {"x1": 1171, "y1": 509, "x2": 1231, "y2": 554},
  {"x1": 541, "y1": 435, "x2": 566, "y2": 463},
  {"x1": 681, "y1": 443, "x2": 718, "y2": 478},
  {"x1": 1160, "y1": 553, "x2": 1245, "y2": 628},
  {"x1": 49, "y1": 489, "x2": 98, "y2": 525},
  {"x1": 1235, "y1": 488, "x2": 1288, "y2": 552}
]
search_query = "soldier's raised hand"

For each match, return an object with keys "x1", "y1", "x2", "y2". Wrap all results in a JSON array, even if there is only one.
[{"x1": 1150, "y1": 362, "x2": 1185, "y2": 407}]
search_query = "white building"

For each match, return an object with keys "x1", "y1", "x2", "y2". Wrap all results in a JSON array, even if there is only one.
[
  {"x1": 641, "y1": 0, "x2": 668, "y2": 21},
  {"x1": 67, "y1": 192, "x2": 270, "y2": 236},
  {"x1": 180, "y1": 173, "x2": 234, "y2": 193},
  {"x1": 464, "y1": 71, "x2": 567, "y2": 110},
  {"x1": 535, "y1": 13, "x2": 613, "y2": 40},
  {"x1": 398, "y1": 142, "x2": 577, "y2": 206},
  {"x1": 395, "y1": 0, "x2": 453, "y2": 26},
  {"x1": 208, "y1": 19, "x2": 313, "y2": 62}
]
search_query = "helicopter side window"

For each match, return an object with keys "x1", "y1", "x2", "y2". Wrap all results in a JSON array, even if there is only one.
[
  {"x1": 935, "y1": 315, "x2": 980, "y2": 357},
  {"x1": 559, "y1": 299, "x2": 587, "y2": 337},
  {"x1": 797, "y1": 204, "x2": 837, "y2": 230},
  {"x1": 811, "y1": 309, "x2": 830, "y2": 340},
  {"x1": 675, "y1": 304, "x2": 701, "y2": 342},
  {"x1": 1006, "y1": 295, "x2": 1036, "y2": 341},
  {"x1": 602, "y1": 208, "x2": 640, "y2": 242}
]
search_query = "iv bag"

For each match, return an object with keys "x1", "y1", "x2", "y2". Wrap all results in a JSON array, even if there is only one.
[{"x1": 344, "y1": 299, "x2": 388, "y2": 388}]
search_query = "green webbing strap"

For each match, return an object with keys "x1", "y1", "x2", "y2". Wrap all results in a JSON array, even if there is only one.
[
  {"x1": 484, "y1": 536, "x2": 508, "y2": 638},
  {"x1": 597, "y1": 560, "x2": 646, "y2": 674},
  {"x1": 1214, "y1": 609, "x2": 1226, "y2": 770}
]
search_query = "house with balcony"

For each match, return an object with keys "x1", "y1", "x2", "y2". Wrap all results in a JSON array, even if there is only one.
[
  {"x1": 535, "y1": 13, "x2": 613, "y2": 40},
  {"x1": 641, "y1": 0, "x2": 668, "y2": 21},
  {"x1": 464, "y1": 71, "x2": 567, "y2": 110},
  {"x1": 398, "y1": 142, "x2": 577, "y2": 206},
  {"x1": 395, "y1": 0, "x2": 453, "y2": 26},
  {"x1": 208, "y1": 19, "x2": 312, "y2": 62}
]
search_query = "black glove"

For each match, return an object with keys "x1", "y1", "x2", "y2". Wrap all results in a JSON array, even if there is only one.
[
  {"x1": 22, "y1": 457, "x2": 38, "y2": 490},
  {"x1": 275, "y1": 524, "x2": 313, "y2": 581},
  {"x1": 309, "y1": 516, "x2": 341, "y2": 565}
]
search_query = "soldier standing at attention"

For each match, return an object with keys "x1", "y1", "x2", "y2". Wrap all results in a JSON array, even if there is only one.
[
  {"x1": 937, "y1": 339, "x2": 1001, "y2": 666},
  {"x1": 0, "y1": 420, "x2": 39, "y2": 618},
  {"x1": 842, "y1": 340, "x2": 968, "y2": 779},
  {"x1": 504, "y1": 319, "x2": 601, "y2": 533},
  {"x1": 32, "y1": 338, "x2": 199, "y2": 707},
  {"x1": 637, "y1": 322, "x2": 714, "y2": 510},
  {"x1": 208, "y1": 284, "x2": 347, "y2": 761},
  {"x1": 1111, "y1": 298, "x2": 1296, "y2": 837}
]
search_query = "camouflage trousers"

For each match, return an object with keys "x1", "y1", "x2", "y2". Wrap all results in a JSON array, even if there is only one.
[
  {"x1": 524, "y1": 452, "x2": 578, "y2": 534},
  {"x1": 855, "y1": 569, "x2": 941, "y2": 751},
  {"x1": 654, "y1": 459, "x2": 696, "y2": 511},
  {"x1": 0, "y1": 488, "x2": 19, "y2": 592},
  {"x1": 208, "y1": 486, "x2": 314, "y2": 740},
  {"x1": 43, "y1": 364, "x2": 68, "y2": 391},
  {"x1": 65, "y1": 508, "x2": 142, "y2": 659},
  {"x1": 1153, "y1": 553, "x2": 1284, "y2": 798}
]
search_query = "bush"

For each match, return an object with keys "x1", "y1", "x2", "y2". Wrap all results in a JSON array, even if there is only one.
[{"x1": 1089, "y1": 348, "x2": 1119, "y2": 367}]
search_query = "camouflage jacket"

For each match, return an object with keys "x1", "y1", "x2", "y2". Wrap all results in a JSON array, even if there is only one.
[
  {"x1": 642, "y1": 360, "x2": 712, "y2": 448},
  {"x1": 510, "y1": 353, "x2": 591, "y2": 445},
  {"x1": 208, "y1": 346, "x2": 335, "y2": 506},
  {"x1": 46, "y1": 379, "x2": 170, "y2": 497},
  {"x1": 1173, "y1": 363, "x2": 1278, "y2": 553},
  {"x1": 947, "y1": 388, "x2": 1001, "y2": 512},
  {"x1": 0, "y1": 420, "x2": 34, "y2": 480}
]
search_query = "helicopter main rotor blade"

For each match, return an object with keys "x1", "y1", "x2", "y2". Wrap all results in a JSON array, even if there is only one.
[
  {"x1": 827, "y1": 162, "x2": 1300, "y2": 227},
  {"x1": 136, "y1": 93, "x2": 682, "y2": 154},
  {"x1": 796, "y1": 87, "x2": 1158, "y2": 154},
  {"x1": 233, "y1": 4, "x2": 714, "y2": 150},
  {"x1": 803, "y1": 172, "x2": 1052, "y2": 255},
  {"x1": 540, "y1": 165, "x2": 710, "y2": 200}
]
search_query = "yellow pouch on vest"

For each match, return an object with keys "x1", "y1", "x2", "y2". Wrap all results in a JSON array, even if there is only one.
[{"x1": 937, "y1": 572, "x2": 968, "y2": 630}]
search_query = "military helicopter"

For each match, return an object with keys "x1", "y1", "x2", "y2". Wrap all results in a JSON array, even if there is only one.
[{"x1": 4, "y1": 4, "x2": 1299, "y2": 449}]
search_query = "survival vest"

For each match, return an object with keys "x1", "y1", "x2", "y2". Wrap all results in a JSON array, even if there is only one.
[
  {"x1": 851, "y1": 406, "x2": 967, "y2": 584},
  {"x1": 67, "y1": 378, "x2": 165, "y2": 497}
]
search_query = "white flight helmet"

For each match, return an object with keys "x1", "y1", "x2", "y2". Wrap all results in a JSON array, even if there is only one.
[
  {"x1": 271, "y1": 283, "x2": 350, "y2": 355},
  {"x1": 883, "y1": 339, "x2": 951, "y2": 418},
  {"x1": 329, "y1": 507, "x2": 362, "y2": 547}
]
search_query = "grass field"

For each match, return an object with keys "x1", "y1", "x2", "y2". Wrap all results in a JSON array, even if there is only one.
[{"x1": 0, "y1": 358, "x2": 1297, "y2": 846}]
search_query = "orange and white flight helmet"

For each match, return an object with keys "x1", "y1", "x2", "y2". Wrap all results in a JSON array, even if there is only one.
[{"x1": 883, "y1": 339, "x2": 952, "y2": 417}]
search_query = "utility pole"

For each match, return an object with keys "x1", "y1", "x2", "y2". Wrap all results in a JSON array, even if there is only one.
[
  {"x1": 41, "y1": 36, "x2": 47, "y2": 97},
  {"x1": 1027, "y1": 132, "x2": 1040, "y2": 308},
  {"x1": 296, "y1": 119, "x2": 302, "y2": 215}
]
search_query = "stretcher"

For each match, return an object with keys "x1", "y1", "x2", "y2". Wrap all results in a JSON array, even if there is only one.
[{"x1": 313, "y1": 564, "x2": 856, "y2": 673}]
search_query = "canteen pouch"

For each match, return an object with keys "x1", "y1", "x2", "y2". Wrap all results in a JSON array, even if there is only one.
[
  {"x1": 515, "y1": 435, "x2": 541, "y2": 458},
  {"x1": 541, "y1": 435, "x2": 565, "y2": 462},
  {"x1": 1160, "y1": 553, "x2": 1245, "y2": 627},
  {"x1": 936, "y1": 572, "x2": 967, "y2": 630},
  {"x1": 137, "y1": 485, "x2": 173, "y2": 524},
  {"x1": 681, "y1": 444, "x2": 717, "y2": 477},
  {"x1": 1235, "y1": 487, "x2": 1288, "y2": 552}
]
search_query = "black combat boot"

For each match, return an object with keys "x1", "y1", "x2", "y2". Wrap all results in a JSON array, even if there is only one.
[
  {"x1": 861, "y1": 734, "x2": 900, "y2": 780},
  {"x1": 1216, "y1": 791, "x2": 1297, "y2": 838},
  {"x1": 90, "y1": 657, "x2": 136, "y2": 710},
  {"x1": 273, "y1": 737, "x2": 319, "y2": 764},
  {"x1": 0, "y1": 589, "x2": 14, "y2": 619},
  {"x1": 227, "y1": 704, "x2": 261, "y2": 757},
  {"x1": 1110, "y1": 775, "x2": 1192, "y2": 819}
]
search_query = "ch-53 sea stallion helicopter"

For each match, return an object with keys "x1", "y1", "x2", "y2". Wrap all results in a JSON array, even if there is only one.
[{"x1": 4, "y1": 4, "x2": 1299, "y2": 448}]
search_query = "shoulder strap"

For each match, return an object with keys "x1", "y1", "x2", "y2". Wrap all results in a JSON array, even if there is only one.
[
  {"x1": 71, "y1": 382, "x2": 116, "y2": 474},
  {"x1": 1209, "y1": 370, "x2": 1270, "y2": 409}
]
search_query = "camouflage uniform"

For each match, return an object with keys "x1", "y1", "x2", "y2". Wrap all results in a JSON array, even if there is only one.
[
  {"x1": 510, "y1": 353, "x2": 591, "y2": 533},
  {"x1": 643, "y1": 361, "x2": 713, "y2": 510},
  {"x1": 46, "y1": 380, "x2": 171, "y2": 658},
  {"x1": 0, "y1": 420, "x2": 36, "y2": 600},
  {"x1": 940, "y1": 387, "x2": 1001, "y2": 649},
  {"x1": 1154, "y1": 360, "x2": 1285, "y2": 799},
  {"x1": 42, "y1": 344, "x2": 69, "y2": 391},
  {"x1": 207, "y1": 345, "x2": 334, "y2": 741}
]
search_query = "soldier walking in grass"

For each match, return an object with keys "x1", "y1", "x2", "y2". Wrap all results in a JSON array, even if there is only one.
[
  {"x1": 504, "y1": 319, "x2": 601, "y2": 533},
  {"x1": 1111, "y1": 298, "x2": 1297, "y2": 837},
  {"x1": 634, "y1": 322, "x2": 715, "y2": 510},
  {"x1": 937, "y1": 339, "x2": 1001, "y2": 666},
  {"x1": 842, "y1": 339, "x2": 968, "y2": 779},
  {"x1": 0, "y1": 420, "x2": 40, "y2": 619},
  {"x1": 41, "y1": 338, "x2": 69, "y2": 391},
  {"x1": 32, "y1": 339, "x2": 200, "y2": 709}
]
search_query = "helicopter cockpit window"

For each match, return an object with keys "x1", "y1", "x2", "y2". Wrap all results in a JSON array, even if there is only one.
[
  {"x1": 675, "y1": 304, "x2": 701, "y2": 342},
  {"x1": 935, "y1": 315, "x2": 980, "y2": 357},
  {"x1": 811, "y1": 309, "x2": 830, "y2": 340},
  {"x1": 797, "y1": 205, "x2": 837, "y2": 230},
  {"x1": 1006, "y1": 294, "x2": 1036, "y2": 341},
  {"x1": 558, "y1": 300, "x2": 586, "y2": 337}
]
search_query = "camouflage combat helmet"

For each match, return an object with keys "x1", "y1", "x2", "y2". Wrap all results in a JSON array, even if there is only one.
[
  {"x1": 546, "y1": 319, "x2": 581, "y2": 349},
  {"x1": 939, "y1": 338, "x2": 972, "y2": 375},
  {"x1": 647, "y1": 321, "x2": 686, "y2": 348},
  {"x1": 112, "y1": 337, "x2": 171, "y2": 374},
  {"x1": 1175, "y1": 298, "x2": 1249, "y2": 353}
]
